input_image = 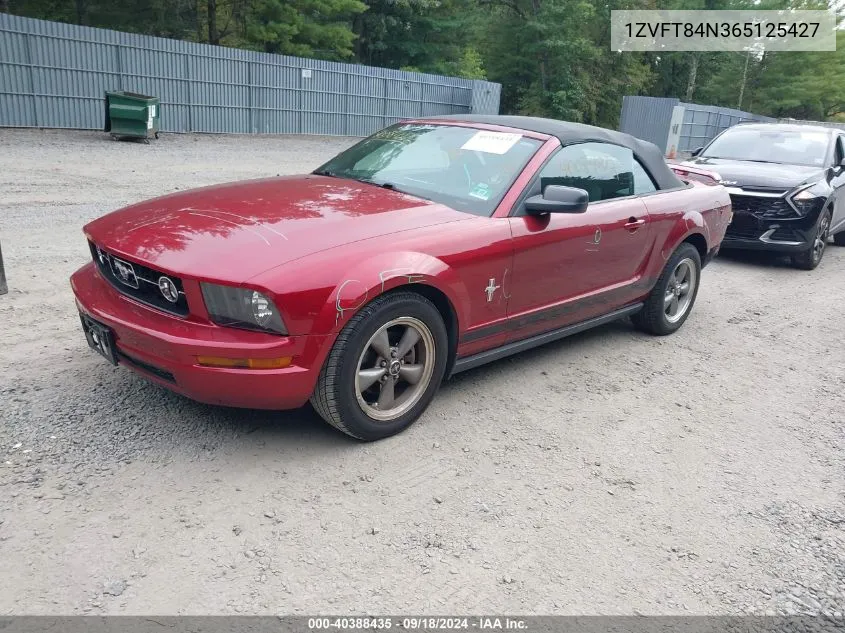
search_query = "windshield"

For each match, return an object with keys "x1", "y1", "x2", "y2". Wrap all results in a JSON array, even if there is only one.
[
  {"x1": 314, "y1": 123, "x2": 542, "y2": 216},
  {"x1": 701, "y1": 127, "x2": 830, "y2": 167}
]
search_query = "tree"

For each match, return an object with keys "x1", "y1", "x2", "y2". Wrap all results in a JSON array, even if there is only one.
[
  {"x1": 478, "y1": 0, "x2": 651, "y2": 127},
  {"x1": 7, "y1": 0, "x2": 845, "y2": 125},
  {"x1": 245, "y1": 0, "x2": 366, "y2": 58},
  {"x1": 350, "y1": 0, "x2": 479, "y2": 76},
  {"x1": 752, "y1": 31, "x2": 845, "y2": 120}
]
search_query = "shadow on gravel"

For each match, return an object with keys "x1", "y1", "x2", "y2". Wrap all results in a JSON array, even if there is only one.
[
  {"x1": 143, "y1": 317, "x2": 641, "y2": 449},
  {"x1": 715, "y1": 248, "x2": 797, "y2": 269},
  {"x1": 5, "y1": 357, "x2": 350, "y2": 464},
  {"x1": 7, "y1": 312, "x2": 674, "y2": 462},
  {"x1": 443, "y1": 317, "x2": 636, "y2": 392},
  {"x1": 130, "y1": 384, "x2": 350, "y2": 448},
  {"x1": 213, "y1": 402, "x2": 350, "y2": 444}
]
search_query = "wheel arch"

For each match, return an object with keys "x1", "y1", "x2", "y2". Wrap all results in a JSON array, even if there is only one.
[
  {"x1": 310, "y1": 250, "x2": 468, "y2": 366},
  {"x1": 383, "y1": 282, "x2": 460, "y2": 380},
  {"x1": 821, "y1": 197, "x2": 839, "y2": 231},
  {"x1": 659, "y1": 208, "x2": 710, "y2": 264},
  {"x1": 681, "y1": 232, "x2": 708, "y2": 261}
]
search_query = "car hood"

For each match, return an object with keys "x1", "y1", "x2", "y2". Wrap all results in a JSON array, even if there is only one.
[
  {"x1": 84, "y1": 175, "x2": 470, "y2": 281},
  {"x1": 683, "y1": 157, "x2": 823, "y2": 190}
]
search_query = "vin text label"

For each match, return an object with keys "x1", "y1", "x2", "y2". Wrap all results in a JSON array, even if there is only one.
[{"x1": 610, "y1": 10, "x2": 835, "y2": 52}]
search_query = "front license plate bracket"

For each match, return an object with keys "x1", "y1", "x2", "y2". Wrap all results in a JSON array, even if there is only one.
[{"x1": 80, "y1": 313, "x2": 118, "y2": 365}]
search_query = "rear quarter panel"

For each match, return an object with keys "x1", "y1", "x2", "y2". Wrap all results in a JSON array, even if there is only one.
[{"x1": 641, "y1": 183, "x2": 732, "y2": 280}]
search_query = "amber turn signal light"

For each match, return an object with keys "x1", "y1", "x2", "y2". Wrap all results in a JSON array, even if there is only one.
[{"x1": 196, "y1": 356, "x2": 292, "y2": 370}]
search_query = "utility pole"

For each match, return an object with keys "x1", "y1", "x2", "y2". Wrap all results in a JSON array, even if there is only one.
[
  {"x1": 685, "y1": 54, "x2": 699, "y2": 102},
  {"x1": 737, "y1": 50, "x2": 751, "y2": 110}
]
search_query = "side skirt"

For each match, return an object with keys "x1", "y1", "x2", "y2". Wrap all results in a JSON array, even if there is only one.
[{"x1": 450, "y1": 303, "x2": 643, "y2": 375}]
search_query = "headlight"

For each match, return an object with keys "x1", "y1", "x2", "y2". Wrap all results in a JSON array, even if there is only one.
[
  {"x1": 201, "y1": 283, "x2": 287, "y2": 335},
  {"x1": 788, "y1": 187, "x2": 826, "y2": 217}
]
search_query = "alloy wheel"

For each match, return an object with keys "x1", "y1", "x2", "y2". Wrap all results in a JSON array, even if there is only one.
[
  {"x1": 813, "y1": 213, "x2": 830, "y2": 264},
  {"x1": 664, "y1": 258, "x2": 697, "y2": 324},
  {"x1": 355, "y1": 317, "x2": 436, "y2": 422}
]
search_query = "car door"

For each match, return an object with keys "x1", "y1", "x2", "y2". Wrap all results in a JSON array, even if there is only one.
[
  {"x1": 829, "y1": 135, "x2": 845, "y2": 234},
  {"x1": 506, "y1": 142, "x2": 655, "y2": 341}
]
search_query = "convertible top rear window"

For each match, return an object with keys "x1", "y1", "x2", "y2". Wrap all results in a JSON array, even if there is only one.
[{"x1": 314, "y1": 123, "x2": 543, "y2": 216}]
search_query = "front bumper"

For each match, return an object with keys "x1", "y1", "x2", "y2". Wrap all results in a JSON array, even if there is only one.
[
  {"x1": 722, "y1": 210, "x2": 817, "y2": 253},
  {"x1": 71, "y1": 262, "x2": 329, "y2": 410}
]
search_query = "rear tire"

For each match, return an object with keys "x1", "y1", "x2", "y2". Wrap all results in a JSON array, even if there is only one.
[
  {"x1": 632, "y1": 243, "x2": 701, "y2": 336},
  {"x1": 792, "y1": 209, "x2": 831, "y2": 270},
  {"x1": 311, "y1": 291, "x2": 449, "y2": 441},
  {"x1": 833, "y1": 230, "x2": 845, "y2": 246}
]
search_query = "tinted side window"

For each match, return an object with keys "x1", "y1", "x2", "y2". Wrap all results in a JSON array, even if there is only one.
[
  {"x1": 835, "y1": 136, "x2": 845, "y2": 165},
  {"x1": 535, "y1": 142, "x2": 656, "y2": 203}
]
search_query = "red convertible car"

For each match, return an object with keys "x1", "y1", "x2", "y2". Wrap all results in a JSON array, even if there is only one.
[{"x1": 72, "y1": 115, "x2": 731, "y2": 440}]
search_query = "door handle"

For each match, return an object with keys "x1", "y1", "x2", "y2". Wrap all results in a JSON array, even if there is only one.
[{"x1": 625, "y1": 217, "x2": 646, "y2": 231}]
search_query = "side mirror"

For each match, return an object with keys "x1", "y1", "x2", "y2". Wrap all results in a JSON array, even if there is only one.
[
  {"x1": 690, "y1": 147, "x2": 703, "y2": 157},
  {"x1": 525, "y1": 185, "x2": 589, "y2": 215}
]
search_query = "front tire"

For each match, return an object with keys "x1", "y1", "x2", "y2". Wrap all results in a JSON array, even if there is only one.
[
  {"x1": 311, "y1": 291, "x2": 449, "y2": 441},
  {"x1": 632, "y1": 243, "x2": 702, "y2": 336},
  {"x1": 792, "y1": 209, "x2": 831, "y2": 270}
]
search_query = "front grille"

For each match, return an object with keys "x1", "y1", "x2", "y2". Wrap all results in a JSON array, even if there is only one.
[
  {"x1": 729, "y1": 194, "x2": 796, "y2": 219},
  {"x1": 90, "y1": 241, "x2": 189, "y2": 316},
  {"x1": 724, "y1": 226, "x2": 763, "y2": 240},
  {"x1": 724, "y1": 212, "x2": 764, "y2": 241}
]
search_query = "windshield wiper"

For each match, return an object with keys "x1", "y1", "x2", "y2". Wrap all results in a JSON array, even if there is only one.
[
  {"x1": 317, "y1": 172, "x2": 432, "y2": 201},
  {"x1": 356, "y1": 177, "x2": 432, "y2": 201},
  {"x1": 355, "y1": 176, "x2": 398, "y2": 191},
  {"x1": 705, "y1": 157, "x2": 786, "y2": 165},
  {"x1": 352, "y1": 176, "x2": 384, "y2": 186}
]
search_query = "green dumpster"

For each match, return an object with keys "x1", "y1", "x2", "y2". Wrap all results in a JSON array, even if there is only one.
[{"x1": 104, "y1": 91, "x2": 160, "y2": 141}]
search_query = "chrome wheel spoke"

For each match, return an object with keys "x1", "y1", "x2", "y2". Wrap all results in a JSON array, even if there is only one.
[
  {"x1": 370, "y1": 329, "x2": 391, "y2": 359},
  {"x1": 377, "y1": 378, "x2": 395, "y2": 409},
  {"x1": 815, "y1": 218, "x2": 830, "y2": 259},
  {"x1": 664, "y1": 257, "x2": 697, "y2": 323},
  {"x1": 396, "y1": 326, "x2": 420, "y2": 358},
  {"x1": 358, "y1": 367, "x2": 386, "y2": 392},
  {"x1": 399, "y1": 363, "x2": 424, "y2": 385},
  {"x1": 356, "y1": 316, "x2": 436, "y2": 422},
  {"x1": 814, "y1": 222, "x2": 827, "y2": 256}
]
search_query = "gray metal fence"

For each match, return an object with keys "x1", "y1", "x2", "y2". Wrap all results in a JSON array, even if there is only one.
[
  {"x1": 680, "y1": 102, "x2": 774, "y2": 152},
  {"x1": 619, "y1": 96, "x2": 773, "y2": 155},
  {"x1": 0, "y1": 13, "x2": 501, "y2": 136},
  {"x1": 618, "y1": 96, "x2": 681, "y2": 155}
]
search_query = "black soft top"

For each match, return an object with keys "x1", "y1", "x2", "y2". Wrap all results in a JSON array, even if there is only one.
[{"x1": 427, "y1": 114, "x2": 684, "y2": 190}]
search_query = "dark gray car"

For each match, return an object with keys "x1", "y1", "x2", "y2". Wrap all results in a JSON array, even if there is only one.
[{"x1": 685, "y1": 122, "x2": 845, "y2": 270}]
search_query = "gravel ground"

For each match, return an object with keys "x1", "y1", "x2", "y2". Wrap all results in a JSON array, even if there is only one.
[{"x1": 1, "y1": 128, "x2": 843, "y2": 616}]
